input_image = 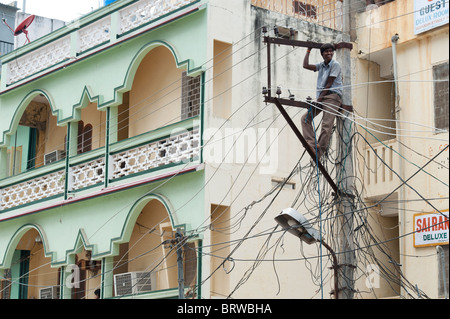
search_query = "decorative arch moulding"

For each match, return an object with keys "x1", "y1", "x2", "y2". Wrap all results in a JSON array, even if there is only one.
[
  {"x1": 0, "y1": 39, "x2": 203, "y2": 147},
  {"x1": 0, "y1": 174, "x2": 202, "y2": 268}
]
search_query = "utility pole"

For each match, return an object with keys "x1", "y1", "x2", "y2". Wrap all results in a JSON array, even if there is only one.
[
  {"x1": 262, "y1": 1, "x2": 357, "y2": 299},
  {"x1": 334, "y1": 0, "x2": 356, "y2": 299}
]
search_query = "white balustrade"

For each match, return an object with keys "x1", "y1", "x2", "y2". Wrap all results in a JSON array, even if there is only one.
[
  {"x1": 8, "y1": 35, "x2": 71, "y2": 84},
  {"x1": 119, "y1": 0, "x2": 196, "y2": 34},
  {"x1": 363, "y1": 139, "x2": 398, "y2": 199},
  {"x1": 111, "y1": 129, "x2": 200, "y2": 179},
  {"x1": 70, "y1": 158, "x2": 106, "y2": 191},
  {"x1": 6, "y1": 0, "x2": 198, "y2": 86},
  {"x1": 0, "y1": 128, "x2": 200, "y2": 210},
  {"x1": 78, "y1": 16, "x2": 112, "y2": 53},
  {"x1": 0, "y1": 170, "x2": 65, "y2": 210}
]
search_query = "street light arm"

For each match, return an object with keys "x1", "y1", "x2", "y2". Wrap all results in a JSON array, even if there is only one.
[{"x1": 320, "y1": 240, "x2": 339, "y2": 299}]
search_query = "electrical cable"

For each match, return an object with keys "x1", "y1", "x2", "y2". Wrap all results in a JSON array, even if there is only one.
[{"x1": 2, "y1": 2, "x2": 446, "y2": 302}]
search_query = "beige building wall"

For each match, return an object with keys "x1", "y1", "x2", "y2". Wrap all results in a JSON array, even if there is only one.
[
  {"x1": 128, "y1": 199, "x2": 177, "y2": 292},
  {"x1": 15, "y1": 229, "x2": 58, "y2": 299},
  {"x1": 213, "y1": 40, "x2": 233, "y2": 120},
  {"x1": 200, "y1": 0, "x2": 357, "y2": 299},
  {"x1": 80, "y1": 102, "x2": 106, "y2": 151},
  {"x1": 43, "y1": 105, "x2": 67, "y2": 159},
  {"x1": 201, "y1": 0, "x2": 448, "y2": 299},
  {"x1": 129, "y1": 46, "x2": 184, "y2": 138},
  {"x1": 354, "y1": 0, "x2": 449, "y2": 299},
  {"x1": 398, "y1": 30, "x2": 448, "y2": 297}
]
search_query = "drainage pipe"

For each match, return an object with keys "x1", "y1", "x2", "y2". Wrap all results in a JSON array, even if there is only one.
[
  {"x1": 437, "y1": 246, "x2": 448, "y2": 299},
  {"x1": 392, "y1": 33, "x2": 406, "y2": 298}
]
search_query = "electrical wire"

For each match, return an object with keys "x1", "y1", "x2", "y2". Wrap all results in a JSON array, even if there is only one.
[
  {"x1": 1, "y1": 0, "x2": 448, "y2": 302},
  {"x1": 5, "y1": 0, "x2": 447, "y2": 176},
  {"x1": 0, "y1": 46, "x2": 302, "y2": 298}
]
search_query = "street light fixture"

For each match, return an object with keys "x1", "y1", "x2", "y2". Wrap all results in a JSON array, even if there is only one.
[
  {"x1": 274, "y1": 208, "x2": 320, "y2": 244},
  {"x1": 274, "y1": 208, "x2": 339, "y2": 299}
]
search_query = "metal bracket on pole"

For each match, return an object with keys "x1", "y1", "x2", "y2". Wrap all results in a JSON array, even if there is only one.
[
  {"x1": 263, "y1": 36, "x2": 353, "y2": 51},
  {"x1": 271, "y1": 97, "x2": 341, "y2": 196},
  {"x1": 264, "y1": 96, "x2": 353, "y2": 113}
]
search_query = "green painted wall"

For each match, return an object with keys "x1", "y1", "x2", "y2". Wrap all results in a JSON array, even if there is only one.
[
  {"x1": 0, "y1": 2, "x2": 208, "y2": 294},
  {"x1": 0, "y1": 169, "x2": 205, "y2": 268},
  {"x1": 0, "y1": 8, "x2": 207, "y2": 147}
]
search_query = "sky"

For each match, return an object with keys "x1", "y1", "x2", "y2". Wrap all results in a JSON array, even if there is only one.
[{"x1": 1, "y1": 0, "x2": 104, "y2": 22}]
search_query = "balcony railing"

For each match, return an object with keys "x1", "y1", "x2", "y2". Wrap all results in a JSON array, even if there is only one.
[
  {"x1": 251, "y1": 0, "x2": 343, "y2": 31},
  {"x1": 0, "y1": 119, "x2": 200, "y2": 211},
  {"x1": 1, "y1": 0, "x2": 200, "y2": 89},
  {"x1": 110, "y1": 128, "x2": 200, "y2": 180},
  {"x1": 363, "y1": 139, "x2": 399, "y2": 199},
  {"x1": 0, "y1": 169, "x2": 65, "y2": 210}
]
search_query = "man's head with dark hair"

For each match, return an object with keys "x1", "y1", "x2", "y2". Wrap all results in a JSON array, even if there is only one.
[{"x1": 320, "y1": 43, "x2": 335, "y2": 55}]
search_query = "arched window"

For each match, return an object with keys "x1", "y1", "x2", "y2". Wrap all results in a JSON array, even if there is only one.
[
  {"x1": 111, "y1": 199, "x2": 198, "y2": 297},
  {"x1": 8, "y1": 95, "x2": 66, "y2": 175},
  {"x1": 2, "y1": 228, "x2": 59, "y2": 299},
  {"x1": 77, "y1": 121, "x2": 93, "y2": 154}
]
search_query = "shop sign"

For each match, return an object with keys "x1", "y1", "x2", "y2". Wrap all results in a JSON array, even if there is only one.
[
  {"x1": 414, "y1": 0, "x2": 449, "y2": 35},
  {"x1": 414, "y1": 210, "x2": 449, "y2": 247}
]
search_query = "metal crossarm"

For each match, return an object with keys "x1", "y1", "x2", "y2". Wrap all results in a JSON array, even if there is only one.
[
  {"x1": 264, "y1": 96, "x2": 353, "y2": 113},
  {"x1": 271, "y1": 97, "x2": 340, "y2": 195},
  {"x1": 263, "y1": 36, "x2": 353, "y2": 50}
]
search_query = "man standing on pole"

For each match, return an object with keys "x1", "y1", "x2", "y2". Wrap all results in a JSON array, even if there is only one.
[{"x1": 301, "y1": 43, "x2": 343, "y2": 162}]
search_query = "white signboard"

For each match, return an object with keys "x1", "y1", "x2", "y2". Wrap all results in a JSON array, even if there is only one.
[
  {"x1": 414, "y1": 0, "x2": 449, "y2": 35},
  {"x1": 414, "y1": 210, "x2": 449, "y2": 247}
]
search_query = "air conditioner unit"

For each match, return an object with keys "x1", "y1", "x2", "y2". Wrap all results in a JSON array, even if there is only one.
[
  {"x1": 114, "y1": 271, "x2": 156, "y2": 296},
  {"x1": 39, "y1": 286, "x2": 60, "y2": 299},
  {"x1": 44, "y1": 150, "x2": 65, "y2": 165}
]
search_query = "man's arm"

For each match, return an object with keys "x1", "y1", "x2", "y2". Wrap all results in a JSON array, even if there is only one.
[
  {"x1": 317, "y1": 76, "x2": 336, "y2": 102},
  {"x1": 303, "y1": 48, "x2": 316, "y2": 71}
]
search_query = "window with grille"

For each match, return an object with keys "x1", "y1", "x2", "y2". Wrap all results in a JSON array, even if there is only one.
[
  {"x1": 77, "y1": 121, "x2": 93, "y2": 154},
  {"x1": 0, "y1": 269, "x2": 11, "y2": 299},
  {"x1": 181, "y1": 72, "x2": 201, "y2": 120},
  {"x1": 294, "y1": 1, "x2": 317, "y2": 19},
  {"x1": 433, "y1": 62, "x2": 449, "y2": 132}
]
